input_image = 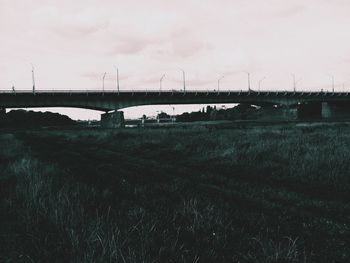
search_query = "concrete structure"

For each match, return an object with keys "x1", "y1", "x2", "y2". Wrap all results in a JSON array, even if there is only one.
[
  {"x1": 321, "y1": 102, "x2": 350, "y2": 119},
  {"x1": 101, "y1": 111, "x2": 124, "y2": 128},
  {"x1": 1, "y1": 90, "x2": 350, "y2": 126},
  {"x1": 297, "y1": 102, "x2": 323, "y2": 120}
]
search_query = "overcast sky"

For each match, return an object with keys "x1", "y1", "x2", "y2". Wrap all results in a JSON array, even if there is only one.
[{"x1": 1, "y1": 0, "x2": 350, "y2": 119}]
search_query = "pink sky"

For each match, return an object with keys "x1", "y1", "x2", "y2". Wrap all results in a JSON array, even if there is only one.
[{"x1": 1, "y1": 0, "x2": 350, "y2": 119}]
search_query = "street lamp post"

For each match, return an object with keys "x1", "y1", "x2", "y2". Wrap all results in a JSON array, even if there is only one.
[
  {"x1": 292, "y1": 74, "x2": 296, "y2": 92},
  {"x1": 217, "y1": 76, "x2": 224, "y2": 92},
  {"x1": 114, "y1": 67, "x2": 120, "y2": 92},
  {"x1": 160, "y1": 74, "x2": 166, "y2": 92},
  {"x1": 328, "y1": 75, "x2": 335, "y2": 93},
  {"x1": 292, "y1": 74, "x2": 302, "y2": 92},
  {"x1": 245, "y1": 72, "x2": 251, "y2": 91},
  {"x1": 102, "y1": 72, "x2": 106, "y2": 92},
  {"x1": 180, "y1": 68, "x2": 186, "y2": 92},
  {"x1": 31, "y1": 64, "x2": 35, "y2": 94},
  {"x1": 258, "y1": 77, "x2": 266, "y2": 91}
]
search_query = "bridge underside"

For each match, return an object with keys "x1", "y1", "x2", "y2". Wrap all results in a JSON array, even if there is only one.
[
  {"x1": 0, "y1": 91, "x2": 290, "y2": 112},
  {"x1": 2, "y1": 91, "x2": 350, "y2": 127},
  {"x1": 298, "y1": 101, "x2": 350, "y2": 120},
  {"x1": 100, "y1": 102, "x2": 350, "y2": 128}
]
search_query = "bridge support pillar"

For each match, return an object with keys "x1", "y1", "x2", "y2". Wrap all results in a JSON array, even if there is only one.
[
  {"x1": 321, "y1": 102, "x2": 332, "y2": 119},
  {"x1": 321, "y1": 102, "x2": 350, "y2": 120},
  {"x1": 297, "y1": 102, "x2": 322, "y2": 120},
  {"x1": 101, "y1": 111, "x2": 124, "y2": 128},
  {"x1": 282, "y1": 105, "x2": 297, "y2": 120},
  {"x1": 297, "y1": 102, "x2": 350, "y2": 120},
  {"x1": 0, "y1": 108, "x2": 5, "y2": 125}
]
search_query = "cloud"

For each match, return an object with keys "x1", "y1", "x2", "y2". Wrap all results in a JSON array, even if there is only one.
[
  {"x1": 171, "y1": 38, "x2": 207, "y2": 58},
  {"x1": 35, "y1": 6, "x2": 110, "y2": 38},
  {"x1": 270, "y1": 4, "x2": 305, "y2": 18},
  {"x1": 52, "y1": 21, "x2": 109, "y2": 38},
  {"x1": 110, "y1": 36, "x2": 156, "y2": 55},
  {"x1": 1, "y1": 0, "x2": 350, "y2": 97}
]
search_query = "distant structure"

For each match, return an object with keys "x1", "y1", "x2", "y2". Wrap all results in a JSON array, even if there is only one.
[{"x1": 156, "y1": 111, "x2": 174, "y2": 123}]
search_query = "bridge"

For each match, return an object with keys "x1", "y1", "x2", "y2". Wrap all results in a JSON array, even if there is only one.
[{"x1": 1, "y1": 89, "x2": 350, "y2": 127}]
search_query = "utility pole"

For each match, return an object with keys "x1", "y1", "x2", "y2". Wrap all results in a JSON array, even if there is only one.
[
  {"x1": 217, "y1": 76, "x2": 224, "y2": 92},
  {"x1": 160, "y1": 74, "x2": 165, "y2": 92}
]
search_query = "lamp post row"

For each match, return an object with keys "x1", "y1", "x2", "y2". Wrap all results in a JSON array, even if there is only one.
[
  {"x1": 20, "y1": 66, "x2": 348, "y2": 93},
  {"x1": 101, "y1": 69, "x2": 246, "y2": 92},
  {"x1": 101, "y1": 72, "x2": 344, "y2": 93}
]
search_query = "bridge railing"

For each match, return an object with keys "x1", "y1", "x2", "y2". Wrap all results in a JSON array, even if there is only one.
[
  {"x1": 0, "y1": 89, "x2": 345, "y2": 94},
  {"x1": 0, "y1": 90, "x2": 350, "y2": 97}
]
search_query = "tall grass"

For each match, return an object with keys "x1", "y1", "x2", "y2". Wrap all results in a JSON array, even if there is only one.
[
  {"x1": 2, "y1": 124, "x2": 350, "y2": 262},
  {"x1": 3, "y1": 154, "x2": 304, "y2": 262}
]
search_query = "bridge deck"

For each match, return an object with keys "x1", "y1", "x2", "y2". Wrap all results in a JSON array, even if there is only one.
[{"x1": 1, "y1": 90, "x2": 350, "y2": 111}]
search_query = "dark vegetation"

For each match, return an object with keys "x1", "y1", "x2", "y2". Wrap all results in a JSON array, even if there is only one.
[
  {"x1": 0, "y1": 109, "x2": 76, "y2": 128},
  {"x1": 174, "y1": 104, "x2": 297, "y2": 122},
  {"x1": 175, "y1": 104, "x2": 261, "y2": 122},
  {"x1": 1, "y1": 123, "x2": 350, "y2": 262}
]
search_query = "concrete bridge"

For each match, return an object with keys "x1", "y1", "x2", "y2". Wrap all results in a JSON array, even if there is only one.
[{"x1": 1, "y1": 89, "x2": 350, "y2": 127}]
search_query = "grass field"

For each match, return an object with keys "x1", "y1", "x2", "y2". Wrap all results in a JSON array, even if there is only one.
[{"x1": 1, "y1": 123, "x2": 350, "y2": 262}]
